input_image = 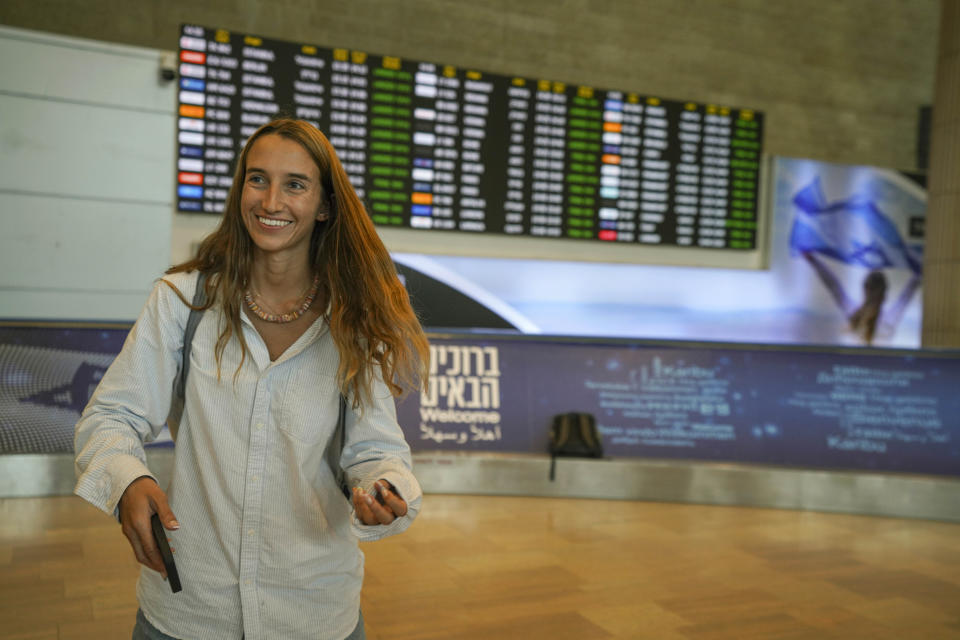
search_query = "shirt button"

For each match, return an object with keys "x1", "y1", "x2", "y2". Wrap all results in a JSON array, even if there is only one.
[
  {"x1": 248, "y1": 529, "x2": 255, "y2": 536},
  {"x1": 256, "y1": 423, "x2": 264, "y2": 430},
  {"x1": 252, "y1": 475, "x2": 259, "y2": 483},
  {"x1": 245, "y1": 579, "x2": 252, "y2": 586}
]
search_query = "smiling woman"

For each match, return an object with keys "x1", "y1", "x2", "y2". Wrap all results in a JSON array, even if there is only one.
[
  {"x1": 241, "y1": 134, "x2": 329, "y2": 261},
  {"x1": 73, "y1": 118, "x2": 430, "y2": 640},
  {"x1": 239, "y1": 134, "x2": 329, "y2": 328},
  {"x1": 169, "y1": 118, "x2": 428, "y2": 401}
]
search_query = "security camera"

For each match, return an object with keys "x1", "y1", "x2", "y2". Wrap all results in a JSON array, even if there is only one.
[{"x1": 159, "y1": 52, "x2": 177, "y2": 83}]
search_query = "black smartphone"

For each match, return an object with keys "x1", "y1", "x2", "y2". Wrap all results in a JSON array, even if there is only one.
[{"x1": 150, "y1": 513, "x2": 182, "y2": 593}]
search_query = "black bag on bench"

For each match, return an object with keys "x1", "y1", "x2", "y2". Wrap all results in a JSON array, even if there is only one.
[{"x1": 548, "y1": 412, "x2": 603, "y2": 481}]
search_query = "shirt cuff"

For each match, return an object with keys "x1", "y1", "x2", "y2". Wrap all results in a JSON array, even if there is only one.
[{"x1": 74, "y1": 454, "x2": 156, "y2": 521}]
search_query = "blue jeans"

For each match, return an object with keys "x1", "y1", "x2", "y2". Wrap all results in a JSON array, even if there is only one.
[{"x1": 132, "y1": 608, "x2": 366, "y2": 640}]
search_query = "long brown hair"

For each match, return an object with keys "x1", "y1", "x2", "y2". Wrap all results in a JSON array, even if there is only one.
[{"x1": 166, "y1": 118, "x2": 429, "y2": 406}]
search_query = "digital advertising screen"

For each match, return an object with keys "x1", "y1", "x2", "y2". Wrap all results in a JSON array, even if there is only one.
[{"x1": 391, "y1": 158, "x2": 926, "y2": 350}]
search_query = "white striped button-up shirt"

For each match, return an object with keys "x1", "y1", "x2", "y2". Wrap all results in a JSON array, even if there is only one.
[{"x1": 75, "y1": 271, "x2": 421, "y2": 640}]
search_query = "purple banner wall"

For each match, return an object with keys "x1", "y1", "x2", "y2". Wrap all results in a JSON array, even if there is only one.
[
  {"x1": 398, "y1": 336, "x2": 960, "y2": 476},
  {"x1": 3, "y1": 326, "x2": 958, "y2": 477}
]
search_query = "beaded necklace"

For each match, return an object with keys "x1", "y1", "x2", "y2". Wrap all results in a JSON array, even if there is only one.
[{"x1": 244, "y1": 274, "x2": 320, "y2": 324}]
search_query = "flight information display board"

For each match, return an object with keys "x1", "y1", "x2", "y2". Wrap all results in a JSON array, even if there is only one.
[{"x1": 176, "y1": 24, "x2": 764, "y2": 250}]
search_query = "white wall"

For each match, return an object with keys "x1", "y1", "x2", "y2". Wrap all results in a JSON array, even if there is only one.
[{"x1": 0, "y1": 25, "x2": 175, "y2": 321}]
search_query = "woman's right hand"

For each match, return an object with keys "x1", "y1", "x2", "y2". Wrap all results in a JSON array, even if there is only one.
[{"x1": 118, "y1": 476, "x2": 180, "y2": 578}]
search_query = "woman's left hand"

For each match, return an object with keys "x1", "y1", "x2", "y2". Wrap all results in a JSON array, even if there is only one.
[{"x1": 352, "y1": 480, "x2": 408, "y2": 525}]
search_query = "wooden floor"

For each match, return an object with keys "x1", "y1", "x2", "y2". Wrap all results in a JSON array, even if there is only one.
[{"x1": 1, "y1": 495, "x2": 959, "y2": 640}]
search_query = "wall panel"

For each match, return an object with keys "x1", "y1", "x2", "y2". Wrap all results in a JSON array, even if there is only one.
[{"x1": 0, "y1": 26, "x2": 174, "y2": 320}]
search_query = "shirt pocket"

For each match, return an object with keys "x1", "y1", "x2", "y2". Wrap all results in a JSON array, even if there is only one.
[{"x1": 278, "y1": 371, "x2": 340, "y2": 444}]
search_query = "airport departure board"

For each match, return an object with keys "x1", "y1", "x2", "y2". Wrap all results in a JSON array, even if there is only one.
[{"x1": 176, "y1": 24, "x2": 764, "y2": 250}]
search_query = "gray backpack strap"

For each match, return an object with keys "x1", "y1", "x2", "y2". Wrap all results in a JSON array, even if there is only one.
[
  {"x1": 330, "y1": 394, "x2": 350, "y2": 498},
  {"x1": 177, "y1": 271, "x2": 209, "y2": 399},
  {"x1": 169, "y1": 271, "x2": 209, "y2": 436}
]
